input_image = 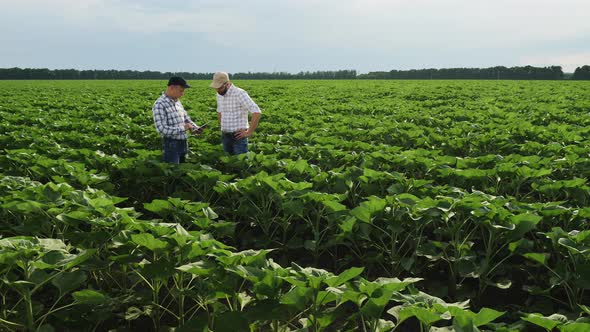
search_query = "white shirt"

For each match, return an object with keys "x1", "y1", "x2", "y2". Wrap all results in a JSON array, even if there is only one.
[{"x1": 217, "y1": 85, "x2": 261, "y2": 133}]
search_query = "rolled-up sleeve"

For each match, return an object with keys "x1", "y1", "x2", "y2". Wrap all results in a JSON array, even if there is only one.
[{"x1": 238, "y1": 91, "x2": 261, "y2": 114}]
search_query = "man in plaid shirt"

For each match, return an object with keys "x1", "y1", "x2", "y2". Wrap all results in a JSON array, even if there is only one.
[
  {"x1": 210, "y1": 72, "x2": 261, "y2": 155},
  {"x1": 152, "y1": 76, "x2": 203, "y2": 163}
]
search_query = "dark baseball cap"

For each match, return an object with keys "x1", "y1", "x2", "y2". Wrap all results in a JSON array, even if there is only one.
[{"x1": 168, "y1": 76, "x2": 191, "y2": 88}]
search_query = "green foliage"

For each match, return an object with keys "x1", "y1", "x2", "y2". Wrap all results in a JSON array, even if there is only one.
[{"x1": 1, "y1": 80, "x2": 589, "y2": 330}]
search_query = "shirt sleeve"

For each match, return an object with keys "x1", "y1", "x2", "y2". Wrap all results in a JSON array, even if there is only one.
[
  {"x1": 238, "y1": 90, "x2": 261, "y2": 114},
  {"x1": 152, "y1": 101, "x2": 184, "y2": 136},
  {"x1": 216, "y1": 94, "x2": 222, "y2": 113},
  {"x1": 178, "y1": 102, "x2": 198, "y2": 127}
]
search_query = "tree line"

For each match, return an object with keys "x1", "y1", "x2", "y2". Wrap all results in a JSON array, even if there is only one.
[
  {"x1": 572, "y1": 65, "x2": 590, "y2": 80},
  {"x1": 0, "y1": 68, "x2": 357, "y2": 80},
  {"x1": 359, "y1": 66, "x2": 567, "y2": 80},
  {"x1": 0, "y1": 66, "x2": 589, "y2": 80}
]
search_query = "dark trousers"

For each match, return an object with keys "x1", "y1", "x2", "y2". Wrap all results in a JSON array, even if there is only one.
[
  {"x1": 162, "y1": 138, "x2": 187, "y2": 163},
  {"x1": 221, "y1": 132, "x2": 248, "y2": 155}
]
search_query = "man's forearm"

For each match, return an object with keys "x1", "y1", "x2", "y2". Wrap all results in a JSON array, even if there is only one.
[{"x1": 248, "y1": 113, "x2": 261, "y2": 133}]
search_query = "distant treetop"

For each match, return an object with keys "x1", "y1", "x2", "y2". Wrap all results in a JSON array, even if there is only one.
[{"x1": 0, "y1": 66, "x2": 587, "y2": 80}]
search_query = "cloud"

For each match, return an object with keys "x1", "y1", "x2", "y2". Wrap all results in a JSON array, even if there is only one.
[
  {"x1": 10, "y1": 0, "x2": 588, "y2": 48},
  {"x1": 1, "y1": 0, "x2": 588, "y2": 72},
  {"x1": 275, "y1": 0, "x2": 590, "y2": 51},
  {"x1": 0, "y1": 0, "x2": 257, "y2": 43}
]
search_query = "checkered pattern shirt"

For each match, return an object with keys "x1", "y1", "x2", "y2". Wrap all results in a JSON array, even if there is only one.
[
  {"x1": 152, "y1": 93, "x2": 196, "y2": 140},
  {"x1": 217, "y1": 85, "x2": 261, "y2": 133}
]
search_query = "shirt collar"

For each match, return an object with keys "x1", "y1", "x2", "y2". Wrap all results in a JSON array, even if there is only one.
[
  {"x1": 162, "y1": 92, "x2": 178, "y2": 103},
  {"x1": 219, "y1": 84, "x2": 235, "y2": 97}
]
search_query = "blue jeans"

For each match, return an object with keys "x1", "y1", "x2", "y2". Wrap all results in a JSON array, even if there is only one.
[
  {"x1": 221, "y1": 132, "x2": 248, "y2": 155},
  {"x1": 162, "y1": 138, "x2": 188, "y2": 163}
]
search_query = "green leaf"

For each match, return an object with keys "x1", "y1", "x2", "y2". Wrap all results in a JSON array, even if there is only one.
[
  {"x1": 375, "y1": 319, "x2": 396, "y2": 332},
  {"x1": 473, "y1": 308, "x2": 505, "y2": 326},
  {"x1": 396, "y1": 193, "x2": 420, "y2": 205},
  {"x1": 12, "y1": 200, "x2": 44, "y2": 213},
  {"x1": 558, "y1": 238, "x2": 590, "y2": 254},
  {"x1": 351, "y1": 197, "x2": 387, "y2": 223},
  {"x1": 214, "y1": 311, "x2": 249, "y2": 332},
  {"x1": 202, "y1": 206, "x2": 218, "y2": 220},
  {"x1": 509, "y1": 214, "x2": 542, "y2": 240},
  {"x1": 522, "y1": 313, "x2": 564, "y2": 330},
  {"x1": 323, "y1": 200, "x2": 347, "y2": 212},
  {"x1": 51, "y1": 271, "x2": 86, "y2": 295},
  {"x1": 351, "y1": 205, "x2": 372, "y2": 223},
  {"x1": 292, "y1": 159, "x2": 309, "y2": 174},
  {"x1": 38, "y1": 238, "x2": 67, "y2": 251},
  {"x1": 375, "y1": 277, "x2": 423, "y2": 292},
  {"x1": 143, "y1": 199, "x2": 172, "y2": 214},
  {"x1": 131, "y1": 233, "x2": 168, "y2": 251},
  {"x1": 63, "y1": 249, "x2": 97, "y2": 270},
  {"x1": 141, "y1": 258, "x2": 176, "y2": 280},
  {"x1": 57, "y1": 210, "x2": 91, "y2": 223},
  {"x1": 396, "y1": 306, "x2": 441, "y2": 327},
  {"x1": 523, "y1": 253, "x2": 549, "y2": 265},
  {"x1": 315, "y1": 308, "x2": 343, "y2": 328},
  {"x1": 316, "y1": 290, "x2": 339, "y2": 306},
  {"x1": 176, "y1": 313, "x2": 209, "y2": 332},
  {"x1": 0, "y1": 251, "x2": 19, "y2": 265},
  {"x1": 325, "y1": 267, "x2": 364, "y2": 287},
  {"x1": 8, "y1": 280, "x2": 36, "y2": 292},
  {"x1": 508, "y1": 239, "x2": 533, "y2": 253},
  {"x1": 360, "y1": 286, "x2": 395, "y2": 319},
  {"x1": 413, "y1": 307, "x2": 442, "y2": 326},
  {"x1": 33, "y1": 251, "x2": 67, "y2": 269},
  {"x1": 210, "y1": 221, "x2": 236, "y2": 237},
  {"x1": 280, "y1": 286, "x2": 312, "y2": 311},
  {"x1": 176, "y1": 260, "x2": 217, "y2": 276},
  {"x1": 560, "y1": 323, "x2": 590, "y2": 332},
  {"x1": 338, "y1": 216, "x2": 356, "y2": 234},
  {"x1": 453, "y1": 312, "x2": 476, "y2": 332},
  {"x1": 73, "y1": 289, "x2": 110, "y2": 305},
  {"x1": 89, "y1": 197, "x2": 117, "y2": 210},
  {"x1": 243, "y1": 300, "x2": 290, "y2": 321}
]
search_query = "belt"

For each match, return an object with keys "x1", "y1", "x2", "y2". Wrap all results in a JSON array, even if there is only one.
[{"x1": 222, "y1": 129, "x2": 247, "y2": 135}]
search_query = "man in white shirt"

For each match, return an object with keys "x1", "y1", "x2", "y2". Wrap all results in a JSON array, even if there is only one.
[{"x1": 210, "y1": 72, "x2": 261, "y2": 155}]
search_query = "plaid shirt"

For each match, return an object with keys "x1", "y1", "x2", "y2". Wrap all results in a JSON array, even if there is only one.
[
  {"x1": 217, "y1": 85, "x2": 261, "y2": 132},
  {"x1": 152, "y1": 93, "x2": 196, "y2": 140}
]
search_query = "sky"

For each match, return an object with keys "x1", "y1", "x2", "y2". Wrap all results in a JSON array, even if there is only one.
[{"x1": 1, "y1": 0, "x2": 589, "y2": 73}]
